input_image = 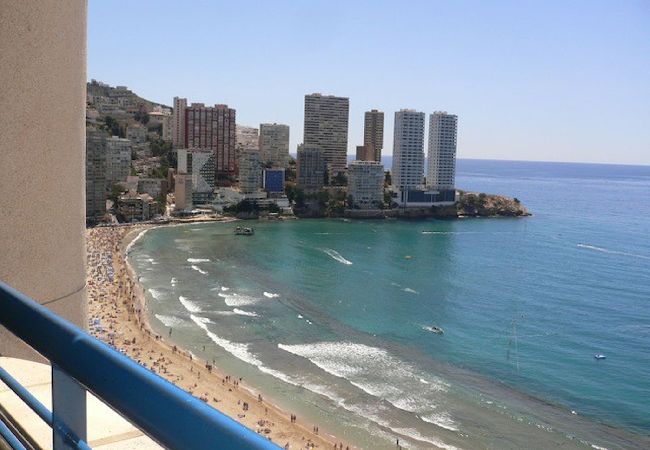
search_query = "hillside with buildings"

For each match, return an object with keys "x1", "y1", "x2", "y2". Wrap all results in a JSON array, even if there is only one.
[{"x1": 85, "y1": 82, "x2": 528, "y2": 225}]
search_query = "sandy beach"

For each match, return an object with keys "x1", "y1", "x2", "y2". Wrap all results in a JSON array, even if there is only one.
[{"x1": 86, "y1": 222, "x2": 351, "y2": 450}]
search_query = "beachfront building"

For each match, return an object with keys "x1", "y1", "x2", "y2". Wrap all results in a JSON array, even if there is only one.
[
  {"x1": 171, "y1": 96, "x2": 187, "y2": 149},
  {"x1": 105, "y1": 135, "x2": 132, "y2": 186},
  {"x1": 117, "y1": 192, "x2": 157, "y2": 222},
  {"x1": 427, "y1": 111, "x2": 458, "y2": 191},
  {"x1": 303, "y1": 93, "x2": 349, "y2": 177},
  {"x1": 126, "y1": 125, "x2": 147, "y2": 144},
  {"x1": 238, "y1": 149, "x2": 263, "y2": 195},
  {"x1": 259, "y1": 123, "x2": 290, "y2": 168},
  {"x1": 185, "y1": 103, "x2": 237, "y2": 179},
  {"x1": 348, "y1": 161, "x2": 385, "y2": 209},
  {"x1": 297, "y1": 145, "x2": 326, "y2": 193},
  {"x1": 86, "y1": 128, "x2": 107, "y2": 222},
  {"x1": 177, "y1": 148, "x2": 216, "y2": 204},
  {"x1": 174, "y1": 173, "x2": 193, "y2": 211},
  {"x1": 391, "y1": 109, "x2": 425, "y2": 198},
  {"x1": 363, "y1": 109, "x2": 384, "y2": 162}
]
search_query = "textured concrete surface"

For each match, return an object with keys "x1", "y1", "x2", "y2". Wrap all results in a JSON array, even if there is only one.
[
  {"x1": 0, "y1": 1, "x2": 88, "y2": 360},
  {"x1": 0, "y1": 357, "x2": 161, "y2": 449}
]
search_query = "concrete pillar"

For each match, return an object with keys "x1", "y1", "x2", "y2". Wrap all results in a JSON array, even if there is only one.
[{"x1": 0, "y1": 1, "x2": 88, "y2": 360}]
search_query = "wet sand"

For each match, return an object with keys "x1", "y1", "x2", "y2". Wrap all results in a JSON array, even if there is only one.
[{"x1": 86, "y1": 223, "x2": 352, "y2": 450}]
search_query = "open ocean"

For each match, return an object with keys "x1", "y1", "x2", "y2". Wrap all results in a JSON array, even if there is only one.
[{"x1": 128, "y1": 159, "x2": 650, "y2": 449}]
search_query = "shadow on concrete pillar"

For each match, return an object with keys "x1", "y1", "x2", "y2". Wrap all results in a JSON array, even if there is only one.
[{"x1": 0, "y1": 1, "x2": 88, "y2": 361}]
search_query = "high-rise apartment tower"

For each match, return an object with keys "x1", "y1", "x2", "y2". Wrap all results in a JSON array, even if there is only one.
[
  {"x1": 427, "y1": 112, "x2": 458, "y2": 190},
  {"x1": 303, "y1": 93, "x2": 349, "y2": 177},
  {"x1": 391, "y1": 109, "x2": 425, "y2": 190},
  {"x1": 363, "y1": 109, "x2": 384, "y2": 162}
]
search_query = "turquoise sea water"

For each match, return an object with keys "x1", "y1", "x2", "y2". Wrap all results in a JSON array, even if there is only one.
[{"x1": 128, "y1": 160, "x2": 650, "y2": 449}]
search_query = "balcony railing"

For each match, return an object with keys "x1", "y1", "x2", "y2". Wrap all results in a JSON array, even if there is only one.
[{"x1": 0, "y1": 281, "x2": 280, "y2": 449}]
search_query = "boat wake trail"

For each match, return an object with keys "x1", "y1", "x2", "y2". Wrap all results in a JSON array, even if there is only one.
[
  {"x1": 323, "y1": 249, "x2": 353, "y2": 265},
  {"x1": 577, "y1": 244, "x2": 650, "y2": 260}
]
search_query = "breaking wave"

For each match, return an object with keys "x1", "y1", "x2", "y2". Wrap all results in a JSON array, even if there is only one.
[
  {"x1": 179, "y1": 295, "x2": 202, "y2": 313},
  {"x1": 154, "y1": 314, "x2": 184, "y2": 328},
  {"x1": 218, "y1": 292, "x2": 258, "y2": 307},
  {"x1": 148, "y1": 288, "x2": 164, "y2": 300}
]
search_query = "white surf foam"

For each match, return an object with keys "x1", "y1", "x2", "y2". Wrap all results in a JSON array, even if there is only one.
[
  {"x1": 154, "y1": 314, "x2": 184, "y2": 328},
  {"x1": 278, "y1": 341, "x2": 449, "y2": 420},
  {"x1": 187, "y1": 258, "x2": 210, "y2": 263},
  {"x1": 421, "y1": 412, "x2": 459, "y2": 431},
  {"x1": 323, "y1": 249, "x2": 353, "y2": 265},
  {"x1": 263, "y1": 291, "x2": 279, "y2": 298},
  {"x1": 221, "y1": 286, "x2": 230, "y2": 291},
  {"x1": 189, "y1": 315, "x2": 263, "y2": 367},
  {"x1": 179, "y1": 295, "x2": 202, "y2": 313},
  {"x1": 218, "y1": 292, "x2": 258, "y2": 307},
  {"x1": 190, "y1": 265, "x2": 208, "y2": 275},
  {"x1": 391, "y1": 428, "x2": 461, "y2": 450},
  {"x1": 577, "y1": 243, "x2": 650, "y2": 260},
  {"x1": 125, "y1": 229, "x2": 150, "y2": 255},
  {"x1": 233, "y1": 308, "x2": 259, "y2": 317},
  {"x1": 148, "y1": 288, "x2": 163, "y2": 300}
]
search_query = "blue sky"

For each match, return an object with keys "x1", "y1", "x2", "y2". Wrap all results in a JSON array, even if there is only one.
[{"x1": 88, "y1": 1, "x2": 650, "y2": 165}]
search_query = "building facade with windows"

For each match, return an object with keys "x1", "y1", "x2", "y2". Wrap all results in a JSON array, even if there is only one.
[
  {"x1": 185, "y1": 103, "x2": 236, "y2": 178},
  {"x1": 171, "y1": 96, "x2": 187, "y2": 149},
  {"x1": 391, "y1": 109, "x2": 425, "y2": 191},
  {"x1": 177, "y1": 148, "x2": 216, "y2": 204},
  {"x1": 259, "y1": 123, "x2": 290, "y2": 168},
  {"x1": 105, "y1": 136, "x2": 132, "y2": 186},
  {"x1": 238, "y1": 149, "x2": 262, "y2": 195},
  {"x1": 86, "y1": 128, "x2": 107, "y2": 221},
  {"x1": 303, "y1": 93, "x2": 349, "y2": 177},
  {"x1": 297, "y1": 146, "x2": 325, "y2": 193},
  {"x1": 427, "y1": 112, "x2": 458, "y2": 191},
  {"x1": 363, "y1": 109, "x2": 384, "y2": 162},
  {"x1": 348, "y1": 160, "x2": 384, "y2": 209}
]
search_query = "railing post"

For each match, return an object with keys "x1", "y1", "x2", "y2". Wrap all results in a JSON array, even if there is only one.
[{"x1": 52, "y1": 365, "x2": 86, "y2": 450}]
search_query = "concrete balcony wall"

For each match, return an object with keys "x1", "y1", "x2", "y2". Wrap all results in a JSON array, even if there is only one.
[{"x1": 0, "y1": 1, "x2": 88, "y2": 360}]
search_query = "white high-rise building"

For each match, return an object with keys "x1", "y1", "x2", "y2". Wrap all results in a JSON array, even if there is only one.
[
  {"x1": 303, "y1": 93, "x2": 349, "y2": 177},
  {"x1": 171, "y1": 97, "x2": 187, "y2": 149},
  {"x1": 105, "y1": 136, "x2": 132, "y2": 186},
  {"x1": 391, "y1": 109, "x2": 425, "y2": 190},
  {"x1": 427, "y1": 112, "x2": 458, "y2": 190},
  {"x1": 348, "y1": 160, "x2": 385, "y2": 209},
  {"x1": 259, "y1": 123, "x2": 290, "y2": 168}
]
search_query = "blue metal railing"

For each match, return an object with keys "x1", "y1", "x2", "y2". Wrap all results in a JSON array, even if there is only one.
[{"x1": 0, "y1": 281, "x2": 280, "y2": 449}]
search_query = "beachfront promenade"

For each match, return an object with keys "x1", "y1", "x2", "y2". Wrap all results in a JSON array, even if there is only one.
[{"x1": 86, "y1": 225, "x2": 344, "y2": 450}]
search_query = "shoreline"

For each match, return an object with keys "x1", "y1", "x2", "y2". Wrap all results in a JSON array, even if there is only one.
[{"x1": 87, "y1": 221, "x2": 349, "y2": 450}]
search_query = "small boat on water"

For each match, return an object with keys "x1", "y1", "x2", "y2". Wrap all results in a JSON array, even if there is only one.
[
  {"x1": 594, "y1": 354, "x2": 606, "y2": 360},
  {"x1": 424, "y1": 326, "x2": 444, "y2": 335},
  {"x1": 234, "y1": 226, "x2": 254, "y2": 236}
]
